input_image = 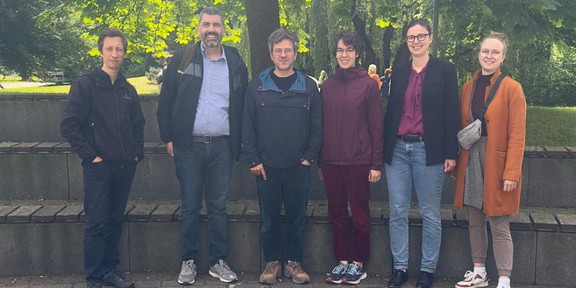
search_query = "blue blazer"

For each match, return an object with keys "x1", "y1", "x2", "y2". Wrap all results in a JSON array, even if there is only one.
[{"x1": 383, "y1": 56, "x2": 459, "y2": 166}]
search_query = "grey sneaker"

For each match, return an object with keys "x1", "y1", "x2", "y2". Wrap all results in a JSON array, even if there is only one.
[
  {"x1": 209, "y1": 259, "x2": 238, "y2": 283},
  {"x1": 178, "y1": 260, "x2": 197, "y2": 285}
]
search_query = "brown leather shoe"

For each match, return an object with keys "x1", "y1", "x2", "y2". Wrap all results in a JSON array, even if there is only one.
[
  {"x1": 259, "y1": 261, "x2": 281, "y2": 284},
  {"x1": 284, "y1": 261, "x2": 310, "y2": 284}
]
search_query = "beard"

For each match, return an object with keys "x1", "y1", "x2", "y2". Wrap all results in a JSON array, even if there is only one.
[{"x1": 202, "y1": 32, "x2": 221, "y2": 48}]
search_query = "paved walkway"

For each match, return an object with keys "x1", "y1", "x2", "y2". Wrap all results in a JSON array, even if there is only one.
[
  {"x1": 0, "y1": 81, "x2": 53, "y2": 89},
  {"x1": 0, "y1": 272, "x2": 564, "y2": 287}
]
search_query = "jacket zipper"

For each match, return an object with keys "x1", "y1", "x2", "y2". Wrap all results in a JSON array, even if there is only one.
[{"x1": 115, "y1": 88, "x2": 126, "y2": 165}]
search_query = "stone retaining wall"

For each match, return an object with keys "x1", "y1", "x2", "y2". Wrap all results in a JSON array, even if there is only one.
[
  {"x1": 1, "y1": 141, "x2": 576, "y2": 208},
  {"x1": 1, "y1": 200, "x2": 575, "y2": 286}
]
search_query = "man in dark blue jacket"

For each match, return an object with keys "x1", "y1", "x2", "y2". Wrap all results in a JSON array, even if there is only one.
[
  {"x1": 243, "y1": 28, "x2": 322, "y2": 285},
  {"x1": 156, "y1": 7, "x2": 248, "y2": 285},
  {"x1": 61, "y1": 28, "x2": 144, "y2": 288}
]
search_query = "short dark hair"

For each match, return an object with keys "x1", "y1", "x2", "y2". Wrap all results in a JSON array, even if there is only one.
[
  {"x1": 267, "y1": 28, "x2": 299, "y2": 53},
  {"x1": 98, "y1": 28, "x2": 127, "y2": 53},
  {"x1": 199, "y1": 7, "x2": 224, "y2": 24},
  {"x1": 332, "y1": 31, "x2": 363, "y2": 57},
  {"x1": 406, "y1": 18, "x2": 432, "y2": 36}
]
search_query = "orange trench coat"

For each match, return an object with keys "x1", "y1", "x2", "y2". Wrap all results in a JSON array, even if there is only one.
[{"x1": 453, "y1": 69, "x2": 527, "y2": 216}]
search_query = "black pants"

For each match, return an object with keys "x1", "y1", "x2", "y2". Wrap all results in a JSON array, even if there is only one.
[
  {"x1": 82, "y1": 161, "x2": 136, "y2": 282},
  {"x1": 256, "y1": 164, "x2": 310, "y2": 262}
]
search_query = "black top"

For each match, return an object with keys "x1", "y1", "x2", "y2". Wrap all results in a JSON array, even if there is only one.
[
  {"x1": 472, "y1": 73, "x2": 493, "y2": 136},
  {"x1": 269, "y1": 71, "x2": 297, "y2": 92}
]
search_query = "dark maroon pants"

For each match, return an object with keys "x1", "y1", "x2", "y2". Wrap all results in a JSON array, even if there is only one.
[{"x1": 322, "y1": 164, "x2": 371, "y2": 262}]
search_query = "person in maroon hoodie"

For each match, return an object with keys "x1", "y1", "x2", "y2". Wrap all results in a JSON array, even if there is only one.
[{"x1": 320, "y1": 30, "x2": 383, "y2": 285}]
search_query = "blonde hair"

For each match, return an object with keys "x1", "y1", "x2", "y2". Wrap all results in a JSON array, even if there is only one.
[
  {"x1": 368, "y1": 64, "x2": 377, "y2": 74},
  {"x1": 481, "y1": 32, "x2": 508, "y2": 55}
]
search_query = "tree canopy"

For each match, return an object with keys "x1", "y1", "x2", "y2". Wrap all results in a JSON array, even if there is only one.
[{"x1": 0, "y1": 0, "x2": 574, "y2": 105}]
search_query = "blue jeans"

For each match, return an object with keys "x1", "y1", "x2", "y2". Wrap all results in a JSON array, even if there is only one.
[
  {"x1": 385, "y1": 139, "x2": 445, "y2": 273},
  {"x1": 83, "y1": 161, "x2": 136, "y2": 282},
  {"x1": 257, "y1": 164, "x2": 310, "y2": 262},
  {"x1": 173, "y1": 138, "x2": 232, "y2": 265}
]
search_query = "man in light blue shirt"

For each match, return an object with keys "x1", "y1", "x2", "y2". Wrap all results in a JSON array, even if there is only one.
[{"x1": 156, "y1": 6, "x2": 249, "y2": 286}]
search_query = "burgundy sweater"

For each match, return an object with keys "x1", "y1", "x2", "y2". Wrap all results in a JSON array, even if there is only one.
[{"x1": 320, "y1": 66, "x2": 384, "y2": 170}]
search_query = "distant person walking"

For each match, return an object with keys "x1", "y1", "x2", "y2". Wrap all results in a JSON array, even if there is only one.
[
  {"x1": 61, "y1": 28, "x2": 145, "y2": 288},
  {"x1": 368, "y1": 64, "x2": 382, "y2": 90},
  {"x1": 380, "y1": 68, "x2": 392, "y2": 98}
]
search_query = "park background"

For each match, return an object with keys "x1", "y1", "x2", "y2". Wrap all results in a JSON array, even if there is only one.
[
  {"x1": 1, "y1": 1, "x2": 576, "y2": 286},
  {"x1": 1, "y1": 0, "x2": 576, "y2": 147}
]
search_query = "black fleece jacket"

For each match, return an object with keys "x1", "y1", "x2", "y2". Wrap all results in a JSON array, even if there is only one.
[{"x1": 61, "y1": 68, "x2": 145, "y2": 166}]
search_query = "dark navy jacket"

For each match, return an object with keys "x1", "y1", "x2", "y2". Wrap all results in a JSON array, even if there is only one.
[
  {"x1": 243, "y1": 67, "x2": 323, "y2": 169},
  {"x1": 156, "y1": 42, "x2": 249, "y2": 160},
  {"x1": 61, "y1": 69, "x2": 145, "y2": 166}
]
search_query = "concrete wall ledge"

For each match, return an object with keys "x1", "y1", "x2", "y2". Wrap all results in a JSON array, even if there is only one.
[
  {"x1": 2, "y1": 200, "x2": 576, "y2": 231},
  {"x1": 1, "y1": 200, "x2": 575, "y2": 286},
  {"x1": 2, "y1": 142, "x2": 576, "y2": 209},
  {"x1": 2, "y1": 141, "x2": 576, "y2": 158}
]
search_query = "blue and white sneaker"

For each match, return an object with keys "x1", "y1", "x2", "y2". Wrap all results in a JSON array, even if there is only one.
[
  {"x1": 342, "y1": 263, "x2": 367, "y2": 285},
  {"x1": 326, "y1": 263, "x2": 349, "y2": 284}
]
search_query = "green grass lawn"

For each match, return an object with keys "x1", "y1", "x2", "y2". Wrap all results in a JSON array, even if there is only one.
[
  {"x1": 1, "y1": 76, "x2": 575, "y2": 147},
  {"x1": 525, "y1": 106, "x2": 576, "y2": 147},
  {"x1": 0, "y1": 76, "x2": 159, "y2": 96}
]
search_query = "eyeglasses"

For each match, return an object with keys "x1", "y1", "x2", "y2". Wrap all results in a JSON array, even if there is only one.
[
  {"x1": 336, "y1": 48, "x2": 356, "y2": 55},
  {"x1": 272, "y1": 48, "x2": 295, "y2": 55},
  {"x1": 406, "y1": 34, "x2": 429, "y2": 43}
]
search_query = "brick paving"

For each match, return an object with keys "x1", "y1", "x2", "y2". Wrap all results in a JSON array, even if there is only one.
[{"x1": 0, "y1": 272, "x2": 565, "y2": 288}]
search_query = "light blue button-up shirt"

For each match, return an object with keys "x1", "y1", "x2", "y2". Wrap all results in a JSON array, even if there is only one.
[{"x1": 192, "y1": 45, "x2": 230, "y2": 136}]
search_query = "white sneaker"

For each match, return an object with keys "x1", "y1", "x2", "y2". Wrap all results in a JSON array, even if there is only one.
[
  {"x1": 455, "y1": 271, "x2": 489, "y2": 288},
  {"x1": 496, "y1": 283, "x2": 511, "y2": 288}
]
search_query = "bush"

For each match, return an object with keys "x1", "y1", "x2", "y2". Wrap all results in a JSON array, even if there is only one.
[{"x1": 146, "y1": 67, "x2": 162, "y2": 83}]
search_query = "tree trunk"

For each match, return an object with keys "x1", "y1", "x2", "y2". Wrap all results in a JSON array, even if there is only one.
[
  {"x1": 245, "y1": 0, "x2": 280, "y2": 76},
  {"x1": 382, "y1": 25, "x2": 394, "y2": 70},
  {"x1": 352, "y1": 15, "x2": 377, "y2": 68}
]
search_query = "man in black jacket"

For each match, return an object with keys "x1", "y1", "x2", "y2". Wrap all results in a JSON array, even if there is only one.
[
  {"x1": 156, "y1": 7, "x2": 248, "y2": 285},
  {"x1": 61, "y1": 28, "x2": 144, "y2": 288}
]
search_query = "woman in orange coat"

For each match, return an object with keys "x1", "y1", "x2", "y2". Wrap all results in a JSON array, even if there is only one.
[{"x1": 453, "y1": 32, "x2": 526, "y2": 288}]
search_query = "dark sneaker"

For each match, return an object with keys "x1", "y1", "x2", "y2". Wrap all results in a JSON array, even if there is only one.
[
  {"x1": 102, "y1": 270, "x2": 134, "y2": 288},
  {"x1": 209, "y1": 259, "x2": 238, "y2": 283},
  {"x1": 416, "y1": 271, "x2": 434, "y2": 288},
  {"x1": 87, "y1": 282, "x2": 102, "y2": 288},
  {"x1": 259, "y1": 261, "x2": 282, "y2": 284},
  {"x1": 387, "y1": 269, "x2": 408, "y2": 287},
  {"x1": 284, "y1": 261, "x2": 310, "y2": 284},
  {"x1": 178, "y1": 260, "x2": 197, "y2": 285},
  {"x1": 342, "y1": 263, "x2": 367, "y2": 285},
  {"x1": 326, "y1": 263, "x2": 349, "y2": 284}
]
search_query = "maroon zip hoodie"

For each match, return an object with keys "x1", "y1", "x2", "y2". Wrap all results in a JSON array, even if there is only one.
[{"x1": 320, "y1": 66, "x2": 383, "y2": 170}]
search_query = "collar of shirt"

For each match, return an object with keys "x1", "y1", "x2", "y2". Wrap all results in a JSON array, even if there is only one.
[{"x1": 200, "y1": 44, "x2": 227, "y2": 63}]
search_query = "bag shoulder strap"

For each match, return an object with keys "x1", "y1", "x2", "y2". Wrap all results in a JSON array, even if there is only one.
[
  {"x1": 177, "y1": 42, "x2": 197, "y2": 75},
  {"x1": 477, "y1": 73, "x2": 506, "y2": 120}
]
